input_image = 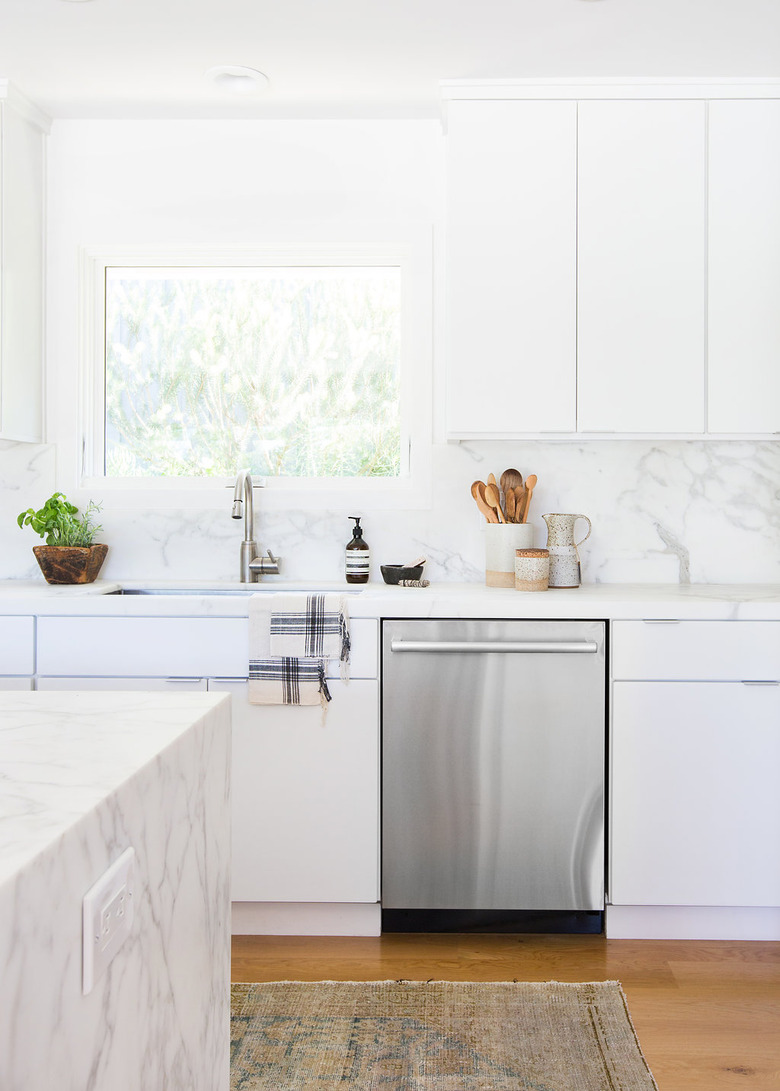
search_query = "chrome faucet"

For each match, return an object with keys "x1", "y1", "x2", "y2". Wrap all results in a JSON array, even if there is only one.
[{"x1": 231, "y1": 469, "x2": 280, "y2": 582}]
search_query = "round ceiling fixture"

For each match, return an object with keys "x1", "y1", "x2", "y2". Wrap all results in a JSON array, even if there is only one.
[{"x1": 205, "y1": 66, "x2": 270, "y2": 95}]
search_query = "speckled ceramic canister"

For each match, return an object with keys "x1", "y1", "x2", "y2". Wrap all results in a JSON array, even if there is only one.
[
  {"x1": 542, "y1": 513, "x2": 592, "y2": 588},
  {"x1": 485, "y1": 523, "x2": 534, "y2": 587},
  {"x1": 514, "y1": 548, "x2": 550, "y2": 591}
]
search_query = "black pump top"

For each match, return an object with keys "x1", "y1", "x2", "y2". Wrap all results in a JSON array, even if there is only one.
[{"x1": 349, "y1": 516, "x2": 364, "y2": 540}]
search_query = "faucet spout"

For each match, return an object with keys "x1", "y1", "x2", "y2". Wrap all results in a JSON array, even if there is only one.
[
  {"x1": 231, "y1": 469, "x2": 280, "y2": 582},
  {"x1": 232, "y1": 468, "x2": 255, "y2": 542}
]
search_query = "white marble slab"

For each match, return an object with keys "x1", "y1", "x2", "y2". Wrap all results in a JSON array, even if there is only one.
[
  {"x1": 0, "y1": 691, "x2": 231, "y2": 1091},
  {"x1": 0, "y1": 579, "x2": 780, "y2": 619},
  {"x1": 1, "y1": 438, "x2": 780, "y2": 588}
]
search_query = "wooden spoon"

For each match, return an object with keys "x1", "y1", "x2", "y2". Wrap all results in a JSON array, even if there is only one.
[
  {"x1": 471, "y1": 480, "x2": 498, "y2": 523},
  {"x1": 485, "y1": 482, "x2": 505, "y2": 522},
  {"x1": 500, "y1": 468, "x2": 524, "y2": 496},
  {"x1": 505, "y1": 488, "x2": 516, "y2": 522},
  {"x1": 513, "y1": 485, "x2": 528, "y2": 523},
  {"x1": 522, "y1": 474, "x2": 537, "y2": 523}
]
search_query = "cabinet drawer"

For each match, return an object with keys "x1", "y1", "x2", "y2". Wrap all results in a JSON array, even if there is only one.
[
  {"x1": 612, "y1": 621, "x2": 780, "y2": 681},
  {"x1": 0, "y1": 616, "x2": 35, "y2": 675},
  {"x1": 37, "y1": 616, "x2": 378, "y2": 679}
]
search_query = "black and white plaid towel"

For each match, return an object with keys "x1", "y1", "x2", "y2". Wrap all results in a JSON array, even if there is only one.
[
  {"x1": 270, "y1": 593, "x2": 350, "y2": 675},
  {"x1": 249, "y1": 593, "x2": 350, "y2": 709}
]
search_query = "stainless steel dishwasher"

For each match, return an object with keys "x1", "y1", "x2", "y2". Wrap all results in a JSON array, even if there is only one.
[{"x1": 382, "y1": 618, "x2": 606, "y2": 932}]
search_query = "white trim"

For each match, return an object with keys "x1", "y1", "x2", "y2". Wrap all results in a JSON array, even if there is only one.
[
  {"x1": 231, "y1": 901, "x2": 381, "y2": 937},
  {"x1": 74, "y1": 231, "x2": 433, "y2": 511},
  {"x1": 606, "y1": 904, "x2": 780, "y2": 940},
  {"x1": 440, "y1": 78, "x2": 780, "y2": 102},
  {"x1": 0, "y1": 80, "x2": 51, "y2": 134},
  {"x1": 447, "y1": 432, "x2": 780, "y2": 443}
]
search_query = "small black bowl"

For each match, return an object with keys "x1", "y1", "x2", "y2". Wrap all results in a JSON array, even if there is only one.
[{"x1": 380, "y1": 564, "x2": 425, "y2": 585}]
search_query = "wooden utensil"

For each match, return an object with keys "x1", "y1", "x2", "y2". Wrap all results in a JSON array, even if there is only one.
[
  {"x1": 471, "y1": 480, "x2": 498, "y2": 523},
  {"x1": 505, "y1": 488, "x2": 516, "y2": 521},
  {"x1": 522, "y1": 474, "x2": 537, "y2": 523},
  {"x1": 485, "y1": 482, "x2": 505, "y2": 522},
  {"x1": 500, "y1": 468, "x2": 524, "y2": 496},
  {"x1": 513, "y1": 485, "x2": 528, "y2": 523}
]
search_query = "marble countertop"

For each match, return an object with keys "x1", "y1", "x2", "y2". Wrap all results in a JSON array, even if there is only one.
[
  {"x1": 0, "y1": 578, "x2": 779, "y2": 619},
  {"x1": 0, "y1": 691, "x2": 228, "y2": 890}
]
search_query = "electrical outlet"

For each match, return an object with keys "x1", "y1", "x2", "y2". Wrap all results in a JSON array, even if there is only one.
[{"x1": 82, "y1": 847, "x2": 135, "y2": 995}]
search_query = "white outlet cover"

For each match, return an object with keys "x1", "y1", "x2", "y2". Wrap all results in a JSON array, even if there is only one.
[{"x1": 82, "y1": 846, "x2": 135, "y2": 995}]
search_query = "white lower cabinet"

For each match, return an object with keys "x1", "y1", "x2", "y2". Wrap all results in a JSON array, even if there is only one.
[
  {"x1": 208, "y1": 678, "x2": 379, "y2": 904},
  {"x1": 611, "y1": 682, "x2": 780, "y2": 908}
]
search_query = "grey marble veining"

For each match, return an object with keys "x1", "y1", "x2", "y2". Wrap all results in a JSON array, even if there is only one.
[
  {"x1": 0, "y1": 692, "x2": 231, "y2": 1091},
  {"x1": 1, "y1": 437, "x2": 778, "y2": 586}
]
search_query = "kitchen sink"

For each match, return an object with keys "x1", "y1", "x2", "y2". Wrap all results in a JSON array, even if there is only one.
[{"x1": 111, "y1": 583, "x2": 363, "y2": 596}]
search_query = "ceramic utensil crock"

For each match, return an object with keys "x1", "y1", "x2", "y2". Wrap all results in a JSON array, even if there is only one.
[
  {"x1": 542, "y1": 513, "x2": 592, "y2": 588},
  {"x1": 485, "y1": 523, "x2": 534, "y2": 587}
]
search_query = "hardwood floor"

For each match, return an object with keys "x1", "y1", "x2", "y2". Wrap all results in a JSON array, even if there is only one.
[{"x1": 232, "y1": 933, "x2": 780, "y2": 1090}]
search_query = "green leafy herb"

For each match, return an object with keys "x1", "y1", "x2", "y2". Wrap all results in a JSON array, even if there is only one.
[{"x1": 17, "y1": 493, "x2": 103, "y2": 546}]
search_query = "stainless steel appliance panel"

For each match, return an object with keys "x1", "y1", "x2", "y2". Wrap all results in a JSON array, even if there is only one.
[{"x1": 382, "y1": 619, "x2": 605, "y2": 912}]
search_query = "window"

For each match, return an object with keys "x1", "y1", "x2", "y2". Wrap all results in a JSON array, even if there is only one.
[
  {"x1": 104, "y1": 265, "x2": 401, "y2": 478},
  {"x1": 78, "y1": 238, "x2": 432, "y2": 506}
]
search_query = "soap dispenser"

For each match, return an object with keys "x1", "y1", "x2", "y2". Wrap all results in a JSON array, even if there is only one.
[{"x1": 345, "y1": 516, "x2": 370, "y2": 584}]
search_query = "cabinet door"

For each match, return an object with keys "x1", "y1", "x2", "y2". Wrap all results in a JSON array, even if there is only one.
[
  {"x1": 577, "y1": 101, "x2": 706, "y2": 433},
  {"x1": 209, "y1": 679, "x2": 379, "y2": 903},
  {"x1": 0, "y1": 99, "x2": 45, "y2": 442},
  {"x1": 0, "y1": 616, "x2": 34, "y2": 674},
  {"x1": 611, "y1": 681, "x2": 780, "y2": 907},
  {"x1": 708, "y1": 100, "x2": 780, "y2": 433},
  {"x1": 446, "y1": 99, "x2": 577, "y2": 435}
]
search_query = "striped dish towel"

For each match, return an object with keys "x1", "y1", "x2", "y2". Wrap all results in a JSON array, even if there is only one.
[
  {"x1": 248, "y1": 593, "x2": 350, "y2": 709},
  {"x1": 269, "y1": 593, "x2": 350, "y2": 681}
]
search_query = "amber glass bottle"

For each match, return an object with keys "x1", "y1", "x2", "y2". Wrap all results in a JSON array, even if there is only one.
[{"x1": 345, "y1": 516, "x2": 370, "y2": 584}]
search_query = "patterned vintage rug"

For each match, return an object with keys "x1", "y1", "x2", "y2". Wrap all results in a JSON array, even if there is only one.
[{"x1": 230, "y1": 979, "x2": 658, "y2": 1090}]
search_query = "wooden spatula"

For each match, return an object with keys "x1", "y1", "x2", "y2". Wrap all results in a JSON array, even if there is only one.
[{"x1": 522, "y1": 474, "x2": 537, "y2": 523}]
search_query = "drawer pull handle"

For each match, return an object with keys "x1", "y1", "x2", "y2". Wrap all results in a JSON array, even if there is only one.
[{"x1": 741, "y1": 680, "x2": 779, "y2": 686}]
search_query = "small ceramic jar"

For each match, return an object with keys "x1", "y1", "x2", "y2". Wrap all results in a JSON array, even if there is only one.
[{"x1": 514, "y1": 548, "x2": 550, "y2": 592}]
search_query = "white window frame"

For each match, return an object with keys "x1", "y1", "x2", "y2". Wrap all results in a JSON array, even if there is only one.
[{"x1": 77, "y1": 232, "x2": 432, "y2": 511}]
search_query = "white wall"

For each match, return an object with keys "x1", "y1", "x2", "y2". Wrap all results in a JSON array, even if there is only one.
[{"x1": 0, "y1": 118, "x2": 777, "y2": 584}]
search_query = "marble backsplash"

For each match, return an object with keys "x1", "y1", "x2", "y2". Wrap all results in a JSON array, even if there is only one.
[{"x1": 1, "y1": 438, "x2": 779, "y2": 586}]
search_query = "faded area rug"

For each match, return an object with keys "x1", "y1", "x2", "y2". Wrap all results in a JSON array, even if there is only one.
[{"x1": 230, "y1": 979, "x2": 658, "y2": 1090}]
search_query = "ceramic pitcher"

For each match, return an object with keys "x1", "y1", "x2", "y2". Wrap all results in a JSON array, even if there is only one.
[{"x1": 542, "y1": 513, "x2": 592, "y2": 588}]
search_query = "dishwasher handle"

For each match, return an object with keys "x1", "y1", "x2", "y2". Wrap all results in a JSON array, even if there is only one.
[{"x1": 389, "y1": 639, "x2": 599, "y2": 655}]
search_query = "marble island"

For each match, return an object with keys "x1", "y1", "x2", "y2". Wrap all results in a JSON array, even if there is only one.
[{"x1": 0, "y1": 691, "x2": 231, "y2": 1091}]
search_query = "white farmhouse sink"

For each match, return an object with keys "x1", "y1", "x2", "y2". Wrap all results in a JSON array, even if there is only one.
[{"x1": 113, "y1": 581, "x2": 363, "y2": 596}]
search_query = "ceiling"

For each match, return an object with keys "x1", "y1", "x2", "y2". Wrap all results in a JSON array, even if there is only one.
[{"x1": 2, "y1": 0, "x2": 779, "y2": 120}]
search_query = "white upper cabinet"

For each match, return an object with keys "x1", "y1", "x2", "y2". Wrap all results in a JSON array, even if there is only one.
[
  {"x1": 445, "y1": 99, "x2": 577, "y2": 435},
  {"x1": 577, "y1": 100, "x2": 706, "y2": 433},
  {"x1": 443, "y1": 80, "x2": 780, "y2": 438},
  {"x1": 0, "y1": 83, "x2": 48, "y2": 442},
  {"x1": 708, "y1": 99, "x2": 780, "y2": 434}
]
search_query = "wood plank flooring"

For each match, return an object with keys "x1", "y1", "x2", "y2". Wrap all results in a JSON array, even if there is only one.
[{"x1": 232, "y1": 933, "x2": 780, "y2": 1090}]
